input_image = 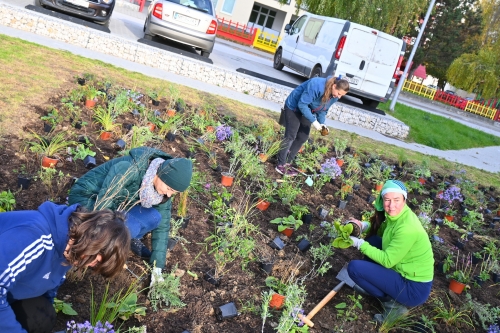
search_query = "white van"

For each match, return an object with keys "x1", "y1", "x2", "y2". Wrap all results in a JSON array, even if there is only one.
[{"x1": 273, "y1": 13, "x2": 405, "y2": 108}]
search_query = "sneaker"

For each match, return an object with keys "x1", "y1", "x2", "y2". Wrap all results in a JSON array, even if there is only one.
[
  {"x1": 130, "y1": 238, "x2": 151, "y2": 258},
  {"x1": 275, "y1": 164, "x2": 298, "y2": 176}
]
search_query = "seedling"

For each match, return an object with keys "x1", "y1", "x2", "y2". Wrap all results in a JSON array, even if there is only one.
[{"x1": 331, "y1": 222, "x2": 354, "y2": 248}]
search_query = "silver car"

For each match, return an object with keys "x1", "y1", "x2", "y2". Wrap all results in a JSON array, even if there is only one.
[{"x1": 144, "y1": 0, "x2": 217, "y2": 58}]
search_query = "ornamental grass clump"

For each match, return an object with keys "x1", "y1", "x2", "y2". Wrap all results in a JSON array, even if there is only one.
[{"x1": 215, "y1": 124, "x2": 233, "y2": 141}]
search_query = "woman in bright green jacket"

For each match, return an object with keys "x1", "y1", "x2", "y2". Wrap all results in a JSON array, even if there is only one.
[{"x1": 347, "y1": 180, "x2": 434, "y2": 323}]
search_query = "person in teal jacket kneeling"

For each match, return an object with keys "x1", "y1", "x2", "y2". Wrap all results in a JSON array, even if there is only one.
[
  {"x1": 68, "y1": 147, "x2": 193, "y2": 283},
  {"x1": 347, "y1": 180, "x2": 434, "y2": 323}
]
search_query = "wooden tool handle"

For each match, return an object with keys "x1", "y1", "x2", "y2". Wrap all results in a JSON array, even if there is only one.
[
  {"x1": 308, "y1": 281, "x2": 346, "y2": 318},
  {"x1": 297, "y1": 313, "x2": 314, "y2": 327}
]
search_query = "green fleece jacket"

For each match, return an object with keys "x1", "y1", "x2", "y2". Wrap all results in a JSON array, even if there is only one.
[
  {"x1": 360, "y1": 205, "x2": 434, "y2": 282},
  {"x1": 68, "y1": 147, "x2": 173, "y2": 269}
]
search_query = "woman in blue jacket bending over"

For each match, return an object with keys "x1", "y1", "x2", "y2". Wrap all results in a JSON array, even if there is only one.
[
  {"x1": 276, "y1": 76, "x2": 349, "y2": 176},
  {"x1": 0, "y1": 201, "x2": 130, "y2": 333}
]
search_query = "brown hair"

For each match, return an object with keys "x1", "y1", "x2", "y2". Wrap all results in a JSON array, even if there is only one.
[
  {"x1": 66, "y1": 208, "x2": 130, "y2": 278},
  {"x1": 366, "y1": 210, "x2": 385, "y2": 239},
  {"x1": 322, "y1": 77, "x2": 350, "y2": 104}
]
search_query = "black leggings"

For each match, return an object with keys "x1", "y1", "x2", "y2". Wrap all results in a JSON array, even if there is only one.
[
  {"x1": 11, "y1": 296, "x2": 56, "y2": 333},
  {"x1": 276, "y1": 107, "x2": 312, "y2": 166}
]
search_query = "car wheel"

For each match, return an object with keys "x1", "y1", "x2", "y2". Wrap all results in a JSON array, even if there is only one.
[
  {"x1": 201, "y1": 51, "x2": 210, "y2": 58},
  {"x1": 144, "y1": 33, "x2": 153, "y2": 41},
  {"x1": 34, "y1": 0, "x2": 44, "y2": 7},
  {"x1": 273, "y1": 48, "x2": 284, "y2": 70},
  {"x1": 362, "y1": 98, "x2": 379, "y2": 109},
  {"x1": 310, "y1": 65, "x2": 322, "y2": 79}
]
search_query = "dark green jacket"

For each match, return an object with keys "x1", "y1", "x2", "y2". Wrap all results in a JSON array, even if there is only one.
[{"x1": 68, "y1": 147, "x2": 173, "y2": 268}]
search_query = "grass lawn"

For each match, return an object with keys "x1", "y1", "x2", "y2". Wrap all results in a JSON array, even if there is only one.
[
  {"x1": 0, "y1": 34, "x2": 499, "y2": 186},
  {"x1": 379, "y1": 101, "x2": 500, "y2": 150}
]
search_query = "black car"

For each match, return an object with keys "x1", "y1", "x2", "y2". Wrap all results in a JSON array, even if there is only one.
[{"x1": 36, "y1": 0, "x2": 115, "y2": 26}]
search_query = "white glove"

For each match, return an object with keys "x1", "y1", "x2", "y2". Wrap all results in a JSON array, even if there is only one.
[
  {"x1": 150, "y1": 267, "x2": 164, "y2": 286},
  {"x1": 311, "y1": 120, "x2": 322, "y2": 131},
  {"x1": 350, "y1": 236, "x2": 365, "y2": 250},
  {"x1": 361, "y1": 222, "x2": 370, "y2": 233}
]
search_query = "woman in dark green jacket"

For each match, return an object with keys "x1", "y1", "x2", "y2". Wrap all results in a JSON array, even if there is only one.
[{"x1": 68, "y1": 147, "x2": 192, "y2": 282}]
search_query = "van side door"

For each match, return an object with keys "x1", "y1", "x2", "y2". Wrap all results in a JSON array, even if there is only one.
[
  {"x1": 280, "y1": 15, "x2": 308, "y2": 68},
  {"x1": 289, "y1": 17, "x2": 324, "y2": 76}
]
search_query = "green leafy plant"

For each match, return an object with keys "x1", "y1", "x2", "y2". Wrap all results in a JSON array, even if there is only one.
[
  {"x1": 260, "y1": 290, "x2": 273, "y2": 333},
  {"x1": 70, "y1": 144, "x2": 96, "y2": 161},
  {"x1": 53, "y1": 298, "x2": 78, "y2": 316},
  {"x1": 38, "y1": 167, "x2": 70, "y2": 201},
  {"x1": 331, "y1": 221, "x2": 354, "y2": 248},
  {"x1": 93, "y1": 106, "x2": 120, "y2": 133},
  {"x1": 0, "y1": 190, "x2": 16, "y2": 212},
  {"x1": 109, "y1": 292, "x2": 146, "y2": 321},
  {"x1": 442, "y1": 253, "x2": 454, "y2": 274},
  {"x1": 290, "y1": 204, "x2": 309, "y2": 221},
  {"x1": 276, "y1": 177, "x2": 303, "y2": 206},
  {"x1": 148, "y1": 265, "x2": 186, "y2": 312},
  {"x1": 40, "y1": 108, "x2": 63, "y2": 127},
  {"x1": 85, "y1": 85, "x2": 104, "y2": 101},
  {"x1": 256, "y1": 179, "x2": 278, "y2": 203},
  {"x1": 265, "y1": 276, "x2": 288, "y2": 295},
  {"x1": 446, "y1": 251, "x2": 476, "y2": 284},
  {"x1": 335, "y1": 294, "x2": 362, "y2": 321},
  {"x1": 270, "y1": 215, "x2": 303, "y2": 232},
  {"x1": 431, "y1": 293, "x2": 474, "y2": 328},
  {"x1": 302, "y1": 244, "x2": 334, "y2": 280},
  {"x1": 29, "y1": 131, "x2": 75, "y2": 158},
  {"x1": 333, "y1": 137, "x2": 348, "y2": 160}
]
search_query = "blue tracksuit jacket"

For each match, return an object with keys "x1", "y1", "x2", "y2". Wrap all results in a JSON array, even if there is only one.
[
  {"x1": 0, "y1": 201, "x2": 78, "y2": 333},
  {"x1": 284, "y1": 76, "x2": 339, "y2": 124}
]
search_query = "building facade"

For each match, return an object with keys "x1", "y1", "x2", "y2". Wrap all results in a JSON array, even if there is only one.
[{"x1": 213, "y1": 0, "x2": 305, "y2": 37}]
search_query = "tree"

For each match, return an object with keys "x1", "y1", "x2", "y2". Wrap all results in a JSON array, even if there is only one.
[
  {"x1": 279, "y1": 0, "x2": 428, "y2": 36},
  {"x1": 447, "y1": 0, "x2": 500, "y2": 98}
]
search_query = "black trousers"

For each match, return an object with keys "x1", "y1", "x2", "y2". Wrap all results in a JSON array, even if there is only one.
[
  {"x1": 276, "y1": 107, "x2": 312, "y2": 166},
  {"x1": 11, "y1": 296, "x2": 56, "y2": 333}
]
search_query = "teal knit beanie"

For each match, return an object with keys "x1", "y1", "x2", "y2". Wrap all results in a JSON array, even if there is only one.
[
  {"x1": 374, "y1": 180, "x2": 407, "y2": 211},
  {"x1": 157, "y1": 158, "x2": 193, "y2": 192}
]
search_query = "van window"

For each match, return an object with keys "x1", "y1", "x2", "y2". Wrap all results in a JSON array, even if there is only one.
[
  {"x1": 372, "y1": 37, "x2": 400, "y2": 66},
  {"x1": 303, "y1": 18, "x2": 324, "y2": 44},
  {"x1": 290, "y1": 15, "x2": 307, "y2": 35},
  {"x1": 316, "y1": 21, "x2": 343, "y2": 47}
]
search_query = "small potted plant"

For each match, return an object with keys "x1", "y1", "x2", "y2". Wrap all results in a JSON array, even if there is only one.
[
  {"x1": 256, "y1": 180, "x2": 277, "y2": 211},
  {"x1": 93, "y1": 106, "x2": 120, "y2": 140},
  {"x1": 333, "y1": 138, "x2": 348, "y2": 166},
  {"x1": 270, "y1": 215, "x2": 303, "y2": 237},
  {"x1": 167, "y1": 217, "x2": 187, "y2": 251},
  {"x1": 29, "y1": 132, "x2": 75, "y2": 168},
  {"x1": 331, "y1": 221, "x2": 354, "y2": 248},
  {"x1": 447, "y1": 252, "x2": 475, "y2": 294},
  {"x1": 291, "y1": 204, "x2": 311, "y2": 224},
  {"x1": 40, "y1": 108, "x2": 62, "y2": 133},
  {"x1": 147, "y1": 88, "x2": 161, "y2": 106},
  {"x1": 265, "y1": 276, "x2": 287, "y2": 310},
  {"x1": 84, "y1": 85, "x2": 103, "y2": 108},
  {"x1": 443, "y1": 207, "x2": 456, "y2": 222}
]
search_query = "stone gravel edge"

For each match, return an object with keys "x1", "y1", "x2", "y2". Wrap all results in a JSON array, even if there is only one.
[{"x1": 0, "y1": 3, "x2": 409, "y2": 139}]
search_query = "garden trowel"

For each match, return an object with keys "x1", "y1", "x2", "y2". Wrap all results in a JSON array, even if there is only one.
[{"x1": 297, "y1": 263, "x2": 356, "y2": 327}]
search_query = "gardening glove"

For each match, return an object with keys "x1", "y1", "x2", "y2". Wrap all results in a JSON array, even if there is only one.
[
  {"x1": 350, "y1": 236, "x2": 365, "y2": 250},
  {"x1": 311, "y1": 120, "x2": 322, "y2": 131},
  {"x1": 150, "y1": 267, "x2": 164, "y2": 287}
]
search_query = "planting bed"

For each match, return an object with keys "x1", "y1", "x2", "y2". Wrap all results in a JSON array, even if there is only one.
[{"x1": 1, "y1": 79, "x2": 500, "y2": 333}]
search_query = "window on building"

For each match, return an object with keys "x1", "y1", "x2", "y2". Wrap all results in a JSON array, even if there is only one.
[
  {"x1": 249, "y1": 4, "x2": 277, "y2": 29},
  {"x1": 221, "y1": 0, "x2": 235, "y2": 14}
]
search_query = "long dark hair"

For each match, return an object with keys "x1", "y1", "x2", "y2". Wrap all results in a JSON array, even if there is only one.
[
  {"x1": 66, "y1": 207, "x2": 130, "y2": 278},
  {"x1": 366, "y1": 210, "x2": 385, "y2": 239}
]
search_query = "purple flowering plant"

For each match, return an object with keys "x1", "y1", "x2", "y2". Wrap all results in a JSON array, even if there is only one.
[
  {"x1": 437, "y1": 186, "x2": 463, "y2": 204},
  {"x1": 320, "y1": 158, "x2": 342, "y2": 179},
  {"x1": 66, "y1": 320, "x2": 114, "y2": 333},
  {"x1": 215, "y1": 124, "x2": 233, "y2": 141}
]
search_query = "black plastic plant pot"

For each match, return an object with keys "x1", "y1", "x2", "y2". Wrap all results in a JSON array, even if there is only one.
[
  {"x1": 215, "y1": 302, "x2": 239, "y2": 321},
  {"x1": 490, "y1": 222, "x2": 497, "y2": 229},
  {"x1": 132, "y1": 109, "x2": 141, "y2": 117},
  {"x1": 474, "y1": 276, "x2": 485, "y2": 287},
  {"x1": 434, "y1": 218, "x2": 444, "y2": 226},
  {"x1": 175, "y1": 102, "x2": 185, "y2": 113},
  {"x1": 43, "y1": 122, "x2": 53, "y2": 133},
  {"x1": 181, "y1": 216, "x2": 190, "y2": 229},
  {"x1": 74, "y1": 122, "x2": 82, "y2": 130},
  {"x1": 115, "y1": 139, "x2": 126, "y2": 150},
  {"x1": 318, "y1": 207, "x2": 329, "y2": 219},
  {"x1": 152, "y1": 99, "x2": 160, "y2": 106},
  {"x1": 185, "y1": 150, "x2": 194, "y2": 158},
  {"x1": 197, "y1": 137, "x2": 205, "y2": 144},
  {"x1": 297, "y1": 238, "x2": 312, "y2": 252},
  {"x1": 436, "y1": 262, "x2": 444, "y2": 273},
  {"x1": 484, "y1": 209, "x2": 492, "y2": 214},
  {"x1": 471, "y1": 254, "x2": 482, "y2": 265},
  {"x1": 466, "y1": 232, "x2": 474, "y2": 240},
  {"x1": 449, "y1": 175, "x2": 456, "y2": 182},
  {"x1": 167, "y1": 237, "x2": 178, "y2": 251},
  {"x1": 428, "y1": 176, "x2": 435, "y2": 183},
  {"x1": 353, "y1": 184, "x2": 361, "y2": 191},
  {"x1": 154, "y1": 110, "x2": 162, "y2": 117},
  {"x1": 269, "y1": 237, "x2": 285, "y2": 250},
  {"x1": 17, "y1": 175, "x2": 31, "y2": 190},
  {"x1": 364, "y1": 162, "x2": 371, "y2": 168},
  {"x1": 211, "y1": 164, "x2": 222, "y2": 172},
  {"x1": 491, "y1": 272, "x2": 500, "y2": 283},
  {"x1": 367, "y1": 195, "x2": 376, "y2": 204},
  {"x1": 455, "y1": 239, "x2": 465, "y2": 250},
  {"x1": 302, "y1": 213, "x2": 313, "y2": 224},
  {"x1": 260, "y1": 261, "x2": 274, "y2": 274},
  {"x1": 494, "y1": 217, "x2": 500, "y2": 222},
  {"x1": 77, "y1": 77, "x2": 85, "y2": 85},
  {"x1": 124, "y1": 123, "x2": 133, "y2": 131},
  {"x1": 204, "y1": 268, "x2": 221, "y2": 287},
  {"x1": 166, "y1": 132, "x2": 176, "y2": 142},
  {"x1": 338, "y1": 200, "x2": 348, "y2": 209},
  {"x1": 83, "y1": 155, "x2": 96, "y2": 169},
  {"x1": 346, "y1": 194, "x2": 354, "y2": 203},
  {"x1": 77, "y1": 136, "x2": 90, "y2": 145}
]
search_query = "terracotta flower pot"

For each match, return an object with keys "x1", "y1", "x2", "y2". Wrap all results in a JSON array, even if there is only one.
[
  {"x1": 100, "y1": 131, "x2": 112, "y2": 140},
  {"x1": 206, "y1": 126, "x2": 214, "y2": 133},
  {"x1": 445, "y1": 215, "x2": 454, "y2": 222},
  {"x1": 418, "y1": 177, "x2": 426, "y2": 185},
  {"x1": 497, "y1": 210, "x2": 500, "y2": 217},
  {"x1": 375, "y1": 183, "x2": 383, "y2": 191},
  {"x1": 221, "y1": 172, "x2": 234, "y2": 187},
  {"x1": 336, "y1": 159, "x2": 344, "y2": 167},
  {"x1": 269, "y1": 293, "x2": 286, "y2": 310},
  {"x1": 167, "y1": 109, "x2": 176, "y2": 117},
  {"x1": 449, "y1": 279, "x2": 466, "y2": 294},
  {"x1": 258, "y1": 153, "x2": 268, "y2": 163},
  {"x1": 85, "y1": 99, "x2": 96, "y2": 108},
  {"x1": 256, "y1": 199, "x2": 270, "y2": 211},
  {"x1": 280, "y1": 227, "x2": 294, "y2": 237},
  {"x1": 42, "y1": 156, "x2": 58, "y2": 168}
]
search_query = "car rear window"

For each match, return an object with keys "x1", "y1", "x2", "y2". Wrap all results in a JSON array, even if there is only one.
[{"x1": 167, "y1": 0, "x2": 213, "y2": 15}]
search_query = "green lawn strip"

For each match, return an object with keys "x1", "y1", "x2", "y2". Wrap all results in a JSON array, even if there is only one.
[
  {"x1": 1, "y1": 34, "x2": 499, "y2": 186},
  {"x1": 379, "y1": 101, "x2": 500, "y2": 150}
]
